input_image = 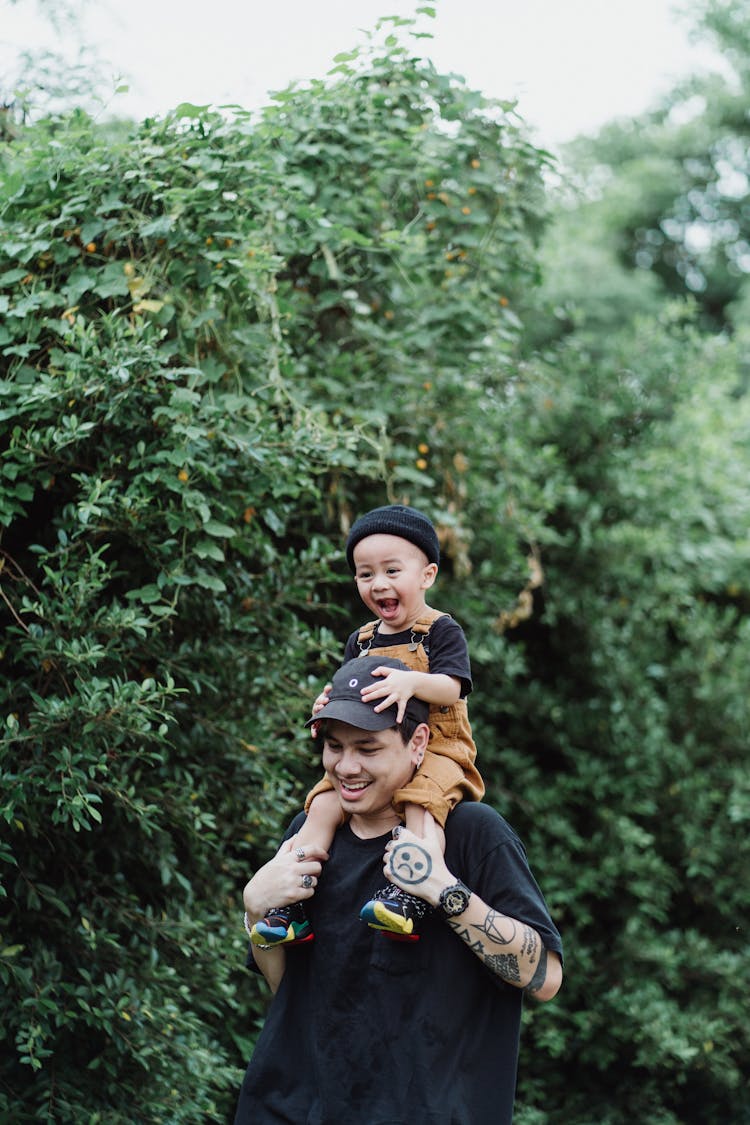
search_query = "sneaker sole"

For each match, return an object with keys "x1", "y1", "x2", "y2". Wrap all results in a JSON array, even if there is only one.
[
  {"x1": 361, "y1": 901, "x2": 416, "y2": 936},
  {"x1": 250, "y1": 923, "x2": 314, "y2": 947}
]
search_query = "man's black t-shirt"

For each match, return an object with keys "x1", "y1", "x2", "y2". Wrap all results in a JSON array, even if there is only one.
[{"x1": 234, "y1": 803, "x2": 562, "y2": 1125}]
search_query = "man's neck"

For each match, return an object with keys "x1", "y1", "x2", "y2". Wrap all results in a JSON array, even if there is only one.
[{"x1": 349, "y1": 808, "x2": 401, "y2": 840}]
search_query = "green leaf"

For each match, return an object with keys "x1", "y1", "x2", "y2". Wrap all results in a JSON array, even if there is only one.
[{"x1": 202, "y1": 519, "x2": 236, "y2": 538}]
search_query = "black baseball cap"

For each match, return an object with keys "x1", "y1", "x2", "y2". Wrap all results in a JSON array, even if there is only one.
[{"x1": 306, "y1": 656, "x2": 430, "y2": 731}]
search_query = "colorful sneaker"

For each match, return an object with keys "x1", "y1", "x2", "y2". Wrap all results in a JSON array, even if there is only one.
[
  {"x1": 250, "y1": 902, "x2": 314, "y2": 947},
  {"x1": 359, "y1": 885, "x2": 432, "y2": 942}
]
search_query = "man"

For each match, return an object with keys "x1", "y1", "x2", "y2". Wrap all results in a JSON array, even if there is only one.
[{"x1": 235, "y1": 655, "x2": 563, "y2": 1125}]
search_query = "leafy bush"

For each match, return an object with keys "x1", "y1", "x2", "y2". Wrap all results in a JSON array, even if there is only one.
[
  {"x1": 2, "y1": 12, "x2": 749, "y2": 1124},
  {"x1": 0, "y1": 21, "x2": 549, "y2": 1121}
]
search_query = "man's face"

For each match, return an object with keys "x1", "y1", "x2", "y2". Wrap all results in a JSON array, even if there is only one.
[{"x1": 321, "y1": 719, "x2": 422, "y2": 825}]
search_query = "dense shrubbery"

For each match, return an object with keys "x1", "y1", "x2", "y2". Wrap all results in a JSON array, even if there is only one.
[{"x1": 1, "y1": 12, "x2": 749, "y2": 1124}]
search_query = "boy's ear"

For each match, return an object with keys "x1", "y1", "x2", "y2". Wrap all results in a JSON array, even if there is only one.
[{"x1": 421, "y1": 562, "x2": 438, "y2": 588}]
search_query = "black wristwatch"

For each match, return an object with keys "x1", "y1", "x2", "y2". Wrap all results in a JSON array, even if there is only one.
[{"x1": 438, "y1": 880, "x2": 472, "y2": 917}]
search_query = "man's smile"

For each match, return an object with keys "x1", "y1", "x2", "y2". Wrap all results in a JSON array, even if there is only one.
[{"x1": 336, "y1": 778, "x2": 372, "y2": 799}]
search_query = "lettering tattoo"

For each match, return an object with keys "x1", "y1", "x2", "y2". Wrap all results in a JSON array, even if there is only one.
[
  {"x1": 521, "y1": 925, "x2": 539, "y2": 962},
  {"x1": 387, "y1": 842, "x2": 432, "y2": 885},
  {"x1": 524, "y1": 946, "x2": 548, "y2": 995}
]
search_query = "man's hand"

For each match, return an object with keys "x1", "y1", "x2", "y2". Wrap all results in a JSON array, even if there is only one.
[
  {"x1": 381, "y1": 810, "x2": 452, "y2": 907},
  {"x1": 243, "y1": 835, "x2": 328, "y2": 919},
  {"x1": 360, "y1": 666, "x2": 419, "y2": 722}
]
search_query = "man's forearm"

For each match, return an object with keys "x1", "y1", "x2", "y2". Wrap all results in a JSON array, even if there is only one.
[
  {"x1": 243, "y1": 905, "x2": 287, "y2": 994},
  {"x1": 383, "y1": 825, "x2": 562, "y2": 1000},
  {"x1": 444, "y1": 896, "x2": 561, "y2": 1000}
]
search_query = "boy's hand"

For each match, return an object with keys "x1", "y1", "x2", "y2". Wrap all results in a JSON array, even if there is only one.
[
  {"x1": 310, "y1": 682, "x2": 332, "y2": 738},
  {"x1": 312, "y1": 684, "x2": 332, "y2": 716},
  {"x1": 360, "y1": 666, "x2": 419, "y2": 723}
]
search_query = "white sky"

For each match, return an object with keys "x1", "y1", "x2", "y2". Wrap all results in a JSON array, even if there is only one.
[{"x1": 2, "y1": 0, "x2": 725, "y2": 147}]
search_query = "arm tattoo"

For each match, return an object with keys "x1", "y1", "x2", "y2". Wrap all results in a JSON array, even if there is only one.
[
  {"x1": 472, "y1": 909, "x2": 516, "y2": 946},
  {"x1": 521, "y1": 925, "x2": 539, "y2": 961},
  {"x1": 485, "y1": 953, "x2": 521, "y2": 983},
  {"x1": 452, "y1": 907, "x2": 547, "y2": 989},
  {"x1": 524, "y1": 946, "x2": 548, "y2": 995}
]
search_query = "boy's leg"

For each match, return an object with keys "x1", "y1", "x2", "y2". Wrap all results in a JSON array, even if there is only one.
[
  {"x1": 403, "y1": 804, "x2": 445, "y2": 852},
  {"x1": 296, "y1": 788, "x2": 346, "y2": 848},
  {"x1": 361, "y1": 806, "x2": 447, "y2": 940},
  {"x1": 361, "y1": 741, "x2": 480, "y2": 940}
]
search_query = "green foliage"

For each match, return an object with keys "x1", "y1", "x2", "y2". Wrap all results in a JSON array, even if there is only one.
[
  {"x1": 0, "y1": 19, "x2": 550, "y2": 1121},
  {"x1": 1, "y1": 10, "x2": 749, "y2": 1125},
  {"x1": 490, "y1": 309, "x2": 750, "y2": 1123}
]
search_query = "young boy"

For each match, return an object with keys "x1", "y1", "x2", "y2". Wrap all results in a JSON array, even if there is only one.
[{"x1": 249, "y1": 503, "x2": 484, "y2": 946}]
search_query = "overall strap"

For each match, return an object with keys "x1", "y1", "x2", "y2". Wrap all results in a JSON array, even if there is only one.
[
  {"x1": 356, "y1": 619, "x2": 380, "y2": 655},
  {"x1": 356, "y1": 609, "x2": 447, "y2": 655},
  {"x1": 408, "y1": 609, "x2": 446, "y2": 652}
]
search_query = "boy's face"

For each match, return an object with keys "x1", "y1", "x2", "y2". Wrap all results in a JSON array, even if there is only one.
[{"x1": 352, "y1": 533, "x2": 437, "y2": 633}]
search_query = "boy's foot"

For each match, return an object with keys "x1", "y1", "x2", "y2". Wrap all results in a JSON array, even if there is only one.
[
  {"x1": 250, "y1": 902, "x2": 314, "y2": 947},
  {"x1": 359, "y1": 885, "x2": 432, "y2": 941}
]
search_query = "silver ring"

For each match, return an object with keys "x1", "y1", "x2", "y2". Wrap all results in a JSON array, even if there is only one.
[
  {"x1": 301, "y1": 874, "x2": 313, "y2": 889},
  {"x1": 295, "y1": 847, "x2": 306, "y2": 860},
  {"x1": 392, "y1": 825, "x2": 403, "y2": 839}
]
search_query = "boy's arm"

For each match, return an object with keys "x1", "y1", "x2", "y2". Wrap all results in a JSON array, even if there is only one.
[{"x1": 361, "y1": 667, "x2": 461, "y2": 721}]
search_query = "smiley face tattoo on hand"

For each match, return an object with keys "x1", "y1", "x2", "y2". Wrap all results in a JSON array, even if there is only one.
[{"x1": 388, "y1": 842, "x2": 432, "y2": 886}]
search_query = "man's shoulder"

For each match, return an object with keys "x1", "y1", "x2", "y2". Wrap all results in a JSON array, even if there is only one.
[{"x1": 446, "y1": 801, "x2": 518, "y2": 843}]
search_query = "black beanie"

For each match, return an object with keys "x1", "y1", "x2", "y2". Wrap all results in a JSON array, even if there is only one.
[{"x1": 345, "y1": 504, "x2": 440, "y2": 572}]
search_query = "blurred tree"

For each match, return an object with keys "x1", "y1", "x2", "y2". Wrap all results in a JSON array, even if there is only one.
[{"x1": 553, "y1": 0, "x2": 750, "y2": 331}]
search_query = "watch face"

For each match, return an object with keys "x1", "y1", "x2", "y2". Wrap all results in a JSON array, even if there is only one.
[{"x1": 441, "y1": 885, "x2": 470, "y2": 915}]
